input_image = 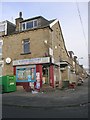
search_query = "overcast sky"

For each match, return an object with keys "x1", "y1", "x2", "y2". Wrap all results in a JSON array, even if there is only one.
[{"x1": 0, "y1": 0, "x2": 88, "y2": 68}]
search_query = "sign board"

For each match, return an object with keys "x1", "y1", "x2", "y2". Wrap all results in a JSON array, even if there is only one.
[
  {"x1": 13, "y1": 57, "x2": 50, "y2": 66},
  {"x1": 49, "y1": 48, "x2": 53, "y2": 56},
  {"x1": 52, "y1": 57, "x2": 54, "y2": 63},
  {"x1": 6, "y1": 57, "x2": 11, "y2": 64}
]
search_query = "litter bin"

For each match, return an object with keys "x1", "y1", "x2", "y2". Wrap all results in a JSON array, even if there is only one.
[
  {"x1": 2, "y1": 75, "x2": 16, "y2": 93},
  {"x1": 62, "y1": 81, "x2": 69, "y2": 88}
]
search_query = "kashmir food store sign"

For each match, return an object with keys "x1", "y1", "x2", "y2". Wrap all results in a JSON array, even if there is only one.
[{"x1": 13, "y1": 57, "x2": 50, "y2": 66}]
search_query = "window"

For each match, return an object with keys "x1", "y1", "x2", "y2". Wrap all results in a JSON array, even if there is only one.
[
  {"x1": 26, "y1": 22, "x2": 33, "y2": 29},
  {"x1": 21, "y1": 19, "x2": 38, "y2": 31},
  {"x1": 0, "y1": 25, "x2": 5, "y2": 32},
  {"x1": 34, "y1": 20, "x2": 37, "y2": 27},
  {"x1": 22, "y1": 23, "x2": 25, "y2": 30},
  {"x1": 16, "y1": 66, "x2": 36, "y2": 82},
  {"x1": 22, "y1": 39, "x2": 30, "y2": 54}
]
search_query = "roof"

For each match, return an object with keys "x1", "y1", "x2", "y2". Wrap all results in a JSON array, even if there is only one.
[
  {"x1": 20, "y1": 16, "x2": 55, "y2": 23},
  {"x1": 20, "y1": 16, "x2": 45, "y2": 23},
  {"x1": 20, "y1": 16, "x2": 56, "y2": 29},
  {"x1": 0, "y1": 20, "x2": 15, "y2": 26}
]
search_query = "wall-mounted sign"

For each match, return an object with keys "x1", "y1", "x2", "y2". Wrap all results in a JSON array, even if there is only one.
[
  {"x1": 6, "y1": 57, "x2": 11, "y2": 64},
  {"x1": 13, "y1": 57, "x2": 50, "y2": 66},
  {"x1": 49, "y1": 48, "x2": 53, "y2": 56}
]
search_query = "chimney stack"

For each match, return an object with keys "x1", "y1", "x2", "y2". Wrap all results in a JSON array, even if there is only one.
[
  {"x1": 19, "y1": 12, "x2": 22, "y2": 18},
  {"x1": 68, "y1": 51, "x2": 74, "y2": 58},
  {"x1": 15, "y1": 12, "x2": 23, "y2": 31},
  {"x1": 74, "y1": 56, "x2": 77, "y2": 63}
]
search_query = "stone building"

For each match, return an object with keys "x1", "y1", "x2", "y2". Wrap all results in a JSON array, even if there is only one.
[
  {"x1": 0, "y1": 12, "x2": 86, "y2": 91},
  {"x1": 0, "y1": 13, "x2": 65, "y2": 91}
]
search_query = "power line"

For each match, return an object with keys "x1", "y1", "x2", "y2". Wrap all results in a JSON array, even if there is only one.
[{"x1": 76, "y1": 1, "x2": 88, "y2": 48}]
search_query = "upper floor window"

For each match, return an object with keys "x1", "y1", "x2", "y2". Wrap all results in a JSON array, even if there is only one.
[
  {"x1": 22, "y1": 39, "x2": 31, "y2": 54},
  {"x1": 0, "y1": 25, "x2": 5, "y2": 32},
  {"x1": 26, "y1": 21, "x2": 33, "y2": 29},
  {"x1": 21, "y1": 19, "x2": 38, "y2": 31},
  {"x1": 22, "y1": 23, "x2": 25, "y2": 30},
  {"x1": 34, "y1": 20, "x2": 38, "y2": 27}
]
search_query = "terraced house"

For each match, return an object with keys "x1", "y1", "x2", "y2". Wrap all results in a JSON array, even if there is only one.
[{"x1": 0, "y1": 12, "x2": 87, "y2": 92}]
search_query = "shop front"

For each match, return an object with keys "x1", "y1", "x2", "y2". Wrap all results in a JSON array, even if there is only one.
[{"x1": 13, "y1": 57, "x2": 55, "y2": 91}]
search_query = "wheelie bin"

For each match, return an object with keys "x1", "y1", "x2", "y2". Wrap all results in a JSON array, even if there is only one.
[{"x1": 2, "y1": 75, "x2": 16, "y2": 93}]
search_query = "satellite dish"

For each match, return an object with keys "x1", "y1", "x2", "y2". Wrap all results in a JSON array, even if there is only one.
[{"x1": 6, "y1": 57, "x2": 11, "y2": 64}]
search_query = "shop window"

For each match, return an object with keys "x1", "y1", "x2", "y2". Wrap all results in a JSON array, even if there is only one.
[
  {"x1": 16, "y1": 66, "x2": 36, "y2": 82},
  {"x1": 22, "y1": 39, "x2": 31, "y2": 54}
]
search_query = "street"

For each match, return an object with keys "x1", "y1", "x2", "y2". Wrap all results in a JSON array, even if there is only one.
[
  {"x1": 2, "y1": 104, "x2": 88, "y2": 118},
  {"x1": 2, "y1": 78, "x2": 89, "y2": 118}
]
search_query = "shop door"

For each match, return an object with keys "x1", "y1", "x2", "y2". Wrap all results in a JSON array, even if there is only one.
[{"x1": 42, "y1": 66, "x2": 49, "y2": 84}]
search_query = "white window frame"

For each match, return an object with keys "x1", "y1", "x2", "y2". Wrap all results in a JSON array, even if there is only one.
[
  {"x1": 0, "y1": 21, "x2": 7, "y2": 35},
  {"x1": 21, "y1": 19, "x2": 38, "y2": 31},
  {"x1": 22, "y1": 39, "x2": 30, "y2": 54}
]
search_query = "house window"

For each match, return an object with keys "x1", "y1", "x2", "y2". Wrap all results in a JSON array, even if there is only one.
[
  {"x1": 34, "y1": 20, "x2": 37, "y2": 27},
  {"x1": 0, "y1": 25, "x2": 5, "y2": 32},
  {"x1": 21, "y1": 19, "x2": 38, "y2": 31},
  {"x1": 22, "y1": 23, "x2": 25, "y2": 30},
  {"x1": 22, "y1": 39, "x2": 30, "y2": 54},
  {"x1": 26, "y1": 21, "x2": 33, "y2": 29}
]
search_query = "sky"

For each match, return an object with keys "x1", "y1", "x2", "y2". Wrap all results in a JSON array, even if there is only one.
[{"x1": 0, "y1": 0, "x2": 88, "y2": 68}]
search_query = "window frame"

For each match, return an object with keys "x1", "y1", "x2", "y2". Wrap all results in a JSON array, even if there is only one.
[
  {"x1": 21, "y1": 39, "x2": 31, "y2": 55},
  {"x1": 21, "y1": 19, "x2": 38, "y2": 31}
]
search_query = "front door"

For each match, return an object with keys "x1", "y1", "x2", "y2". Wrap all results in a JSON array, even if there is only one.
[{"x1": 42, "y1": 65, "x2": 49, "y2": 84}]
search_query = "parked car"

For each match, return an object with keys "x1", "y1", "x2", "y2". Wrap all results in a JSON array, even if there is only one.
[{"x1": 77, "y1": 77, "x2": 84, "y2": 86}]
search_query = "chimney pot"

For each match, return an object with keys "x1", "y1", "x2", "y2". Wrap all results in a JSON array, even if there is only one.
[{"x1": 19, "y1": 12, "x2": 22, "y2": 18}]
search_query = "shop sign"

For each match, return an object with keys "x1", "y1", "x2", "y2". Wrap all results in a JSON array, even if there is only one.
[
  {"x1": 52, "y1": 57, "x2": 54, "y2": 63},
  {"x1": 49, "y1": 48, "x2": 53, "y2": 56},
  {"x1": 13, "y1": 57, "x2": 50, "y2": 66}
]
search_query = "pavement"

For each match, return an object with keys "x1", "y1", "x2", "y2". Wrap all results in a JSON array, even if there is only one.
[{"x1": 2, "y1": 78, "x2": 89, "y2": 108}]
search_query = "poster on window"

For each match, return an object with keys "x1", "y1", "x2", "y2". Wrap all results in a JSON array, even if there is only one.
[
  {"x1": 36, "y1": 72, "x2": 40, "y2": 82},
  {"x1": 16, "y1": 65, "x2": 36, "y2": 82},
  {"x1": 35, "y1": 72, "x2": 40, "y2": 89}
]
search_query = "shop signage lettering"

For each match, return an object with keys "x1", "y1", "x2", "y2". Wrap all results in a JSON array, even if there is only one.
[{"x1": 13, "y1": 57, "x2": 50, "y2": 66}]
